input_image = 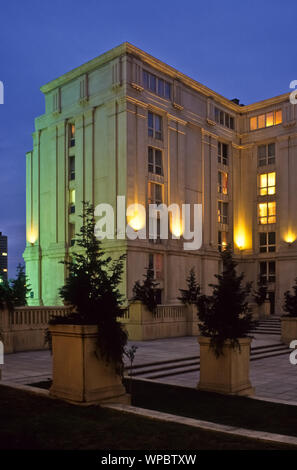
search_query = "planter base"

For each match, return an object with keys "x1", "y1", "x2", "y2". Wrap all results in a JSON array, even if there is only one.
[
  {"x1": 197, "y1": 383, "x2": 254, "y2": 396},
  {"x1": 50, "y1": 384, "x2": 130, "y2": 406},
  {"x1": 197, "y1": 336, "x2": 254, "y2": 397},
  {"x1": 49, "y1": 324, "x2": 131, "y2": 406}
]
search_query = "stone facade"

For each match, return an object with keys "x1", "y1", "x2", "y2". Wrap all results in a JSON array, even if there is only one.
[{"x1": 24, "y1": 42, "x2": 297, "y2": 313}]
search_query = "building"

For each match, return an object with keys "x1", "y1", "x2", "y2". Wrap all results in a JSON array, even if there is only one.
[
  {"x1": 0, "y1": 232, "x2": 8, "y2": 282},
  {"x1": 24, "y1": 42, "x2": 297, "y2": 313}
]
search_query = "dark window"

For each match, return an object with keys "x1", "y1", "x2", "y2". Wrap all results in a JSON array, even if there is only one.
[
  {"x1": 258, "y1": 143, "x2": 275, "y2": 166},
  {"x1": 218, "y1": 142, "x2": 228, "y2": 165},
  {"x1": 69, "y1": 156, "x2": 75, "y2": 180},
  {"x1": 260, "y1": 261, "x2": 276, "y2": 283},
  {"x1": 214, "y1": 107, "x2": 235, "y2": 130},
  {"x1": 148, "y1": 147, "x2": 163, "y2": 175},
  {"x1": 143, "y1": 70, "x2": 171, "y2": 99},
  {"x1": 148, "y1": 112, "x2": 162, "y2": 140},
  {"x1": 259, "y1": 232, "x2": 276, "y2": 253}
]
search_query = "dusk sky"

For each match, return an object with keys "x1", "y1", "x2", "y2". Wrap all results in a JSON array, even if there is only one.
[{"x1": 1, "y1": 0, "x2": 296, "y2": 277}]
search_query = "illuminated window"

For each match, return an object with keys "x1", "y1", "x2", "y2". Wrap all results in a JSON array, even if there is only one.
[
  {"x1": 148, "y1": 112, "x2": 162, "y2": 140},
  {"x1": 148, "y1": 147, "x2": 163, "y2": 175},
  {"x1": 2, "y1": 252, "x2": 7, "y2": 256},
  {"x1": 218, "y1": 142, "x2": 228, "y2": 165},
  {"x1": 250, "y1": 110, "x2": 282, "y2": 130},
  {"x1": 3, "y1": 268, "x2": 7, "y2": 272},
  {"x1": 259, "y1": 232, "x2": 276, "y2": 253},
  {"x1": 214, "y1": 107, "x2": 235, "y2": 130},
  {"x1": 218, "y1": 201, "x2": 228, "y2": 225},
  {"x1": 259, "y1": 172, "x2": 276, "y2": 195},
  {"x1": 218, "y1": 231, "x2": 228, "y2": 252},
  {"x1": 258, "y1": 143, "x2": 275, "y2": 166},
  {"x1": 69, "y1": 124, "x2": 75, "y2": 147},
  {"x1": 258, "y1": 201, "x2": 276, "y2": 224},
  {"x1": 143, "y1": 71, "x2": 171, "y2": 99},
  {"x1": 69, "y1": 189, "x2": 76, "y2": 214},
  {"x1": 69, "y1": 156, "x2": 75, "y2": 180},
  {"x1": 218, "y1": 171, "x2": 228, "y2": 195},
  {"x1": 148, "y1": 182, "x2": 163, "y2": 205},
  {"x1": 260, "y1": 261, "x2": 275, "y2": 283}
]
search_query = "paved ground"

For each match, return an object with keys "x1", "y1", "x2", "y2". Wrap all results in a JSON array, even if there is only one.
[{"x1": 1, "y1": 334, "x2": 296, "y2": 402}]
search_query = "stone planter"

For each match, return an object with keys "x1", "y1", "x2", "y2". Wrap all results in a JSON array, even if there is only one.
[
  {"x1": 49, "y1": 324, "x2": 130, "y2": 405},
  {"x1": 259, "y1": 300, "x2": 270, "y2": 318},
  {"x1": 197, "y1": 336, "x2": 254, "y2": 396},
  {"x1": 281, "y1": 317, "x2": 297, "y2": 346}
]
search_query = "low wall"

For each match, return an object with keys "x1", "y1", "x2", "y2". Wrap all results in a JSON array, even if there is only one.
[
  {"x1": 0, "y1": 306, "x2": 71, "y2": 353},
  {"x1": 121, "y1": 301, "x2": 199, "y2": 341},
  {"x1": 0, "y1": 302, "x2": 199, "y2": 353}
]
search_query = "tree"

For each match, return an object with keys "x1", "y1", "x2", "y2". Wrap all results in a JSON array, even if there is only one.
[
  {"x1": 0, "y1": 264, "x2": 30, "y2": 310},
  {"x1": 283, "y1": 278, "x2": 297, "y2": 317},
  {"x1": 132, "y1": 268, "x2": 160, "y2": 313},
  {"x1": 0, "y1": 279, "x2": 14, "y2": 311},
  {"x1": 197, "y1": 247, "x2": 255, "y2": 357},
  {"x1": 10, "y1": 264, "x2": 31, "y2": 306},
  {"x1": 49, "y1": 202, "x2": 128, "y2": 373},
  {"x1": 253, "y1": 275, "x2": 268, "y2": 306},
  {"x1": 178, "y1": 267, "x2": 200, "y2": 305}
]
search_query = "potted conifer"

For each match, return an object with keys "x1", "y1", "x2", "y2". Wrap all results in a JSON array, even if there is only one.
[
  {"x1": 197, "y1": 247, "x2": 256, "y2": 396},
  {"x1": 281, "y1": 279, "x2": 297, "y2": 345},
  {"x1": 49, "y1": 202, "x2": 130, "y2": 405},
  {"x1": 178, "y1": 267, "x2": 200, "y2": 335}
]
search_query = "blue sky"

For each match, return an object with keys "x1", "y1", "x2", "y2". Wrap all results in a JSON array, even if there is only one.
[{"x1": 0, "y1": 0, "x2": 296, "y2": 277}]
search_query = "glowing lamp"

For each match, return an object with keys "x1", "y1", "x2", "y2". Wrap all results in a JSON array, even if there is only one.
[
  {"x1": 235, "y1": 234, "x2": 245, "y2": 251},
  {"x1": 285, "y1": 232, "x2": 296, "y2": 245},
  {"x1": 127, "y1": 204, "x2": 146, "y2": 232},
  {"x1": 171, "y1": 218, "x2": 183, "y2": 238},
  {"x1": 28, "y1": 231, "x2": 37, "y2": 245}
]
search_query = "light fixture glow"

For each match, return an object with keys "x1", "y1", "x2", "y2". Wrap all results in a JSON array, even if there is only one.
[
  {"x1": 126, "y1": 204, "x2": 146, "y2": 232},
  {"x1": 235, "y1": 233, "x2": 245, "y2": 250},
  {"x1": 285, "y1": 231, "x2": 296, "y2": 245},
  {"x1": 171, "y1": 218, "x2": 184, "y2": 238},
  {"x1": 27, "y1": 230, "x2": 37, "y2": 245}
]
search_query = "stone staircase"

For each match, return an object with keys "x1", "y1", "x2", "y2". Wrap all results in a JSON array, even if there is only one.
[
  {"x1": 250, "y1": 316, "x2": 281, "y2": 336},
  {"x1": 124, "y1": 339, "x2": 288, "y2": 381}
]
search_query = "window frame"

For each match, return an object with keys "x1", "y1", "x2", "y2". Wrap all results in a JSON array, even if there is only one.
[
  {"x1": 258, "y1": 201, "x2": 276, "y2": 225},
  {"x1": 143, "y1": 70, "x2": 171, "y2": 99},
  {"x1": 250, "y1": 110, "x2": 282, "y2": 131},
  {"x1": 148, "y1": 111, "x2": 163, "y2": 140},
  {"x1": 260, "y1": 261, "x2": 276, "y2": 283},
  {"x1": 218, "y1": 142, "x2": 228, "y2": 166},
  {"x1": 218, "y1": 170, "x2": 228, "y2": 195},
  {"x1": 218, "y1": 201, "x2": 228, "y2": 225},
  {"x1": 258, "y1": 171, "x2": 276, "y2": 196},
  {"x1": 259, "y1": 232, "x2": 276, "y2": 253},
  {"x1": 148, "y1": 147, "x2": 163, "y2": 176}
]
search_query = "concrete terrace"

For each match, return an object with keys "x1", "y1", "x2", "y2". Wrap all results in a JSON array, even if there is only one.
[{"x1": 1, "y1": 333, "x2": 296, "y2": 403}]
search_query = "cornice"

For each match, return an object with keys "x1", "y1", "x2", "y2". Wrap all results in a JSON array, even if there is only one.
[{"x1": 40, "y1": 41, "x2": 291, "y2": 118}]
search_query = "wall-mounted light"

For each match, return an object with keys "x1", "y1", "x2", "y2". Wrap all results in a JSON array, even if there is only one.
[
  {"x1": 171, "y1": 217, "x2": 184, "y2": 238},
  {"x1": 284, "y1": 231, "x2": 296, "y2": 246},
  {"x1": 235, "y1": 233, "x2": 245, "y2": 251},
  {"x1": 126, "y1": 204, "x2": 146, "y2": 232},
  {"x1": 27, "y1": 230, "x2": 37, "y2": 245}
]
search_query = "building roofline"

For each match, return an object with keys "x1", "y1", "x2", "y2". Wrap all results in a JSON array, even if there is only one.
[{"x1": 40, "y1": 41, "x2": 290, "y2": 113}]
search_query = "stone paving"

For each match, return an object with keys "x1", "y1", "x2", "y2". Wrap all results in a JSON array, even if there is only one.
[{"x1": 1, "y1": 334, "x2": 296, "y2": 402}]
